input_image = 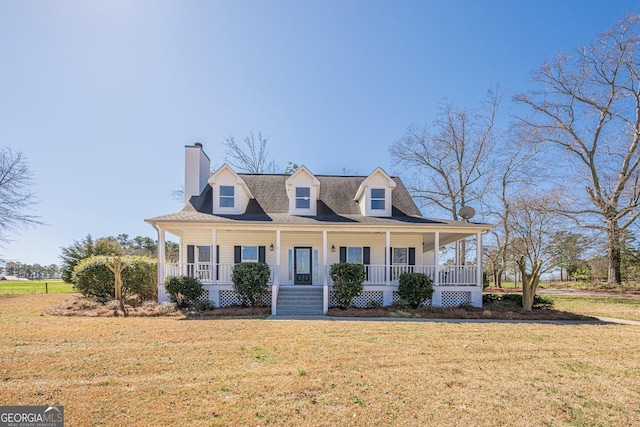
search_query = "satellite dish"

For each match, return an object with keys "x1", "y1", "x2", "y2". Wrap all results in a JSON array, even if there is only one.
[{"x1": 458, "y1": 206, "x2": 475, "y2": 221}]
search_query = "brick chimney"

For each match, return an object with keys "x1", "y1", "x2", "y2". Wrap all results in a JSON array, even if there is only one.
[{"x1": 184, "y1": 143, "x2": 211, "y2": 203}]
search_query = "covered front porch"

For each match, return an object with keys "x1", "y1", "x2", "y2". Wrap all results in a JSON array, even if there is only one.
[{"x1": 153, "y1": 225, "x2": 486, "y2": 312}]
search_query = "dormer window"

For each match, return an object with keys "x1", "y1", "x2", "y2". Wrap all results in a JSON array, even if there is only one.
[
  {"x1": 296, "y1": 187, "x2": 311, "y2": 209},
  {"x1": 209, "y1": 164, "x2": 253, "y2": 215},
  {"x1": 220, "y1": 186, "x2": 235, "y2": 208},
  {"x1": 355, "y1": 168, "x2": 396, "y2": 217},
  {"x1": 371, "y1": 188, "x2": 385, "y2": 210},
  {"x1": 285, "y1": 166, "x2": 320, "y2": 216}
]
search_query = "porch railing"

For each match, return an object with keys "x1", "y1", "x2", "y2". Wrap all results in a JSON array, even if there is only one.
[
  {"x1": 165, "y1": 263, "x2": 274, "y2": 284},
  {"x1": 164, "y1": 263, "x2": 479, "y2": 286}
]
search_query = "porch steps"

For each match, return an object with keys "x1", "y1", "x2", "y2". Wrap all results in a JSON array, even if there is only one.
[{"x1": 276, "y1": 286, "x2": 324, "y2": 315}]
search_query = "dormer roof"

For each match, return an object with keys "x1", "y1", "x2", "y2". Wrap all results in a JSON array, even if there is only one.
[
  {"x1": 354, "y1": 167, "x2": 396, "y2": 202},
  {"x1": 208, "y1": 163, "x2": 253, "y2": 199}
]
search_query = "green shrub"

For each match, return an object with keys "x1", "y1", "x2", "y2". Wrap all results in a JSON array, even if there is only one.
[
  {"x1": 72, "y1": 257, "x2": 115, "y2": 302},
  {"x1": 164, "y1": 275, "x2": 204, "y2": 308},
  {"x1": 397, "y1": 272, "x2": 434, "y2": 308},
  {"x1": 72, "y1": 256, "x2": 157, "y2": 302},
  {"x1": 231, "y1": 262, "x2": 271, "y2": 306},
  {"x1": 330, "y1": 263, "x2": 365, "y2": 309}
]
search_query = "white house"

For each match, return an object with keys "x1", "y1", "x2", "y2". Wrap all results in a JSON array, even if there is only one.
[{"x1": 145, "y1": 144, "x2": 492, "y2": 315}]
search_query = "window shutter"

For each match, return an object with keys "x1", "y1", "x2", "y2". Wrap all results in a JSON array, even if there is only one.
[
  {"x1": 187, "y1": 245, "x2": 195, "y2": 263},
  {"x1": 258, "y1": 246, "x2": 266, "y2": 263},
  {"x1": 187, "y1": 245, "x2": 195, "y2": 277},
  {"x1": 216, "y1": 245, "x2": 220, "y2": 280},
  {"x1": 409, "y1": 247, "x2": 416, "y2": 273},
  {"x1": 363, "y1": 247, "x2": 370, "y2": 281},
  {"x1": 234, "y1": 246, "x2": 241, "y2": 264},
  {"x1": 339, "y1": 247, "x2": 347, "y2": 263},
  {"x1": 389, "y1": 247, "x2": 393, "y2": 278}
]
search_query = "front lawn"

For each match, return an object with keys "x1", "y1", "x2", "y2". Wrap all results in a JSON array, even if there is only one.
[
  {"x1": 1, "y1": 294, "x2": 639, "y2": 426},
  {"x1": 549, "y1": 295, "x2": 640, "y2": 322}
]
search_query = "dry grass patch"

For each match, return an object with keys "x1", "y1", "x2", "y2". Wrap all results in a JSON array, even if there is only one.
[
  {"x1": 1, "y1": 294, "x2": 640, "y2": 426},
  {"x1": 549, "y1": 295, "x2": 640, "y2": 322}
]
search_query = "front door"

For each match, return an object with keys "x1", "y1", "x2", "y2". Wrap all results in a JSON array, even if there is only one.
[{"x1": 294, "y1": 247, "x2": 312, "y2": 285}]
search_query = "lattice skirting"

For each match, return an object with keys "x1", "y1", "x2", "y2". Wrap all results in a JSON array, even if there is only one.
[
  {"x1": 218, "y1": 290, "x2": 272, "y2": 307},
  {"x1": 329, "y1": 291, "x2": 383, "y2": 308},
  {"x1": 195, "y1": 290, "x2": 210, "y2": 303},
  {"x1": 392, "y1": 291, "x2": 431, "y2": 307},
  {"x1": 441, "y1": 291, "x2": 471, "y2": 307}
]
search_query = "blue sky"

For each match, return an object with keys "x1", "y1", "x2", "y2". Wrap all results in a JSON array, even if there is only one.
[{"x1": 1, "y1": 0, "x2": 639, "y2": 266}]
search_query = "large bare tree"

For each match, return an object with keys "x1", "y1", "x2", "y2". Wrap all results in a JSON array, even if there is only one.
[
  {"x1": 223, "y1": 130, "x2": 277, "y2": 174},
  {"x1": 0, "y1": 148, "x2": 40, "y2": 244},
  {"x1": 391, "y1": 87, "x2": 501, "y2": 221},
  {"x1": 515, "y1": 14, "x2": 640, "y2": 285},
  {"x1": 391, "y1": 86, "x2": 501, "y2": 262}
]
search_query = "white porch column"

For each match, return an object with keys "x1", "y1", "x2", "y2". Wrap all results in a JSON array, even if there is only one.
[
  {"x1": 476, "y1": 232, "x2": 482, "y2": 285},
  {"x1": 322, "y1": 230, "x2": 328, "y2": 314},
  {"x1": 470, "y1": 231, "x2": 484, "y2": 307},
  {"x1": 155, "y1": 225, "x2": 168, "y2": 303},
  {"x1": 322, "y1": 231, "x2": 328, "y2": 286},
  {"x1": 434, "y1": 232, "x2": 440, "y2": 286},
  {"x1": 275, "y1": 230, "x2": 281, "y2": 286},
  {"x1": 272, "y1": 229, "x2": 281, "y2": 316},
  {"x1": 432, "y1": 231, "x2": 442, "y2": 307},
  {"x1": 211, "y1": 229, "x2": 217, "y2": 285},
  {"x1": 385, "y1": 231, "x2": 391, "y2": 287}
]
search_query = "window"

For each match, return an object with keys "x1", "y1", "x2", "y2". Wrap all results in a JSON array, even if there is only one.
[
  {"x1": 371, "y1": 188, "x2": 385, "y2": 210},
  {"x1": 220, "y1": 185, "x2": 235, "y2": 208},
  {"x1": 347, "y1": 247, "x2": 363, "y2": 264},
  {"x1": 242, "y1": 246, "x2": 258, "y2": 262},
  {"x1": 295, "y1": 187, "x2": 310, "y2": 209},
  {"x1": 393, "y1": 247, "x2": 408, "y2": 265},
  {"x1": 197, "y1": 246, "x2": 211, "y2": 263}
]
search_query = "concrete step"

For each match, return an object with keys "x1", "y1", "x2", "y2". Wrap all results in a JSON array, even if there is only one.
[{"x1": 276, "y1": 287, "x2": 324, "y2": 315}]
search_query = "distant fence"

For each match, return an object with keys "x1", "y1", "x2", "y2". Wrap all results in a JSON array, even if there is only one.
[{"x1": 0, "y1": 280, "x2": 75, "y2": 295}]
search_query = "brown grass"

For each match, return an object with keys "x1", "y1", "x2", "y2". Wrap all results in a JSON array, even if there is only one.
[{"x1": 1, "y1": 294, "x2": 640, "y2": 426}]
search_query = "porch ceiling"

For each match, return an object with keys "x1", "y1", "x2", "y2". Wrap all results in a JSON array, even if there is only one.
[{"x1": 422, "y1": 232, "x2": 477, "y2": 251}]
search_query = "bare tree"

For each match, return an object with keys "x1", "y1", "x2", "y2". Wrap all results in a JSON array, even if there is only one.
[
  {"x1": 485, "y1": 135, "x2": 540, "y2": 287},
  {"x1": 223, "y1": 131, "x2": 277, "y2": 174},
  {"x1": 515, "y1": 14, "x2": 640, "y2": 285},
  {"x1": 0, "y1": 148, "x2": 40, "y2": 244},
  {"x1": 508, "y1": 192, "x2": 563, "y2": 311},
  {"x1": 391, "y1": 86, "x2": 502, "y2": 262}
]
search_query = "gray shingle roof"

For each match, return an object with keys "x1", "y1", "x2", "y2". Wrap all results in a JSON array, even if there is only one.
[{"x1": 146, "y1": 173, "x2": 489, "y2": 229}]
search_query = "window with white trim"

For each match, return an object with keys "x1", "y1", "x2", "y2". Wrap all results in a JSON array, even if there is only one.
[
  {"x1": 220, "y1": 185, "x2": 235, "y2": 208},
  {"x1": 198, "y1": 246, "x2": 211, "y2": 263},
  {"x1": 296, "y1": 187, "x2": 310, "y2": 209},
  {"x1": 347, "y1": 247, "x2": 363, "y2": 264},
  {"x1": 393, "y1": 247, "x2": 408, "y2": 265},
  {"x1": 242, "y1": 246, "x2": 258, "y2": 262},
  {"x1": 371, "y1": 188, "x2": 385, "y2": 210}
]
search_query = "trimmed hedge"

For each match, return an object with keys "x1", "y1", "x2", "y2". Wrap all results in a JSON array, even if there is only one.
[
  {"x1": 330, "y1": 263, "x2": 365, "y2": 309},
  {"x1": 165, "y1": 275, "x2": 204, "y2": 308},
  {"x1": 397, "y1": 272, "x2": 434, "y2": 308},
  {"x1": 72, "y1": 256, "x2": 157, "y2": 302},
  {"x1": 232, "y1": 262, "x2": 271, "y2": 307}
]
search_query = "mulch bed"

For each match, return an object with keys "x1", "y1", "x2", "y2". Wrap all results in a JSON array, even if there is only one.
[
  {"x1": 45, "y1": 298, "x2": 272, "y2": 318},
  {"x1": 327, "y1": 304, "x2": 595, "y2": 321},
  {"x1": 47, "y1": 296, "x2": 593, "y2": 321}
]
